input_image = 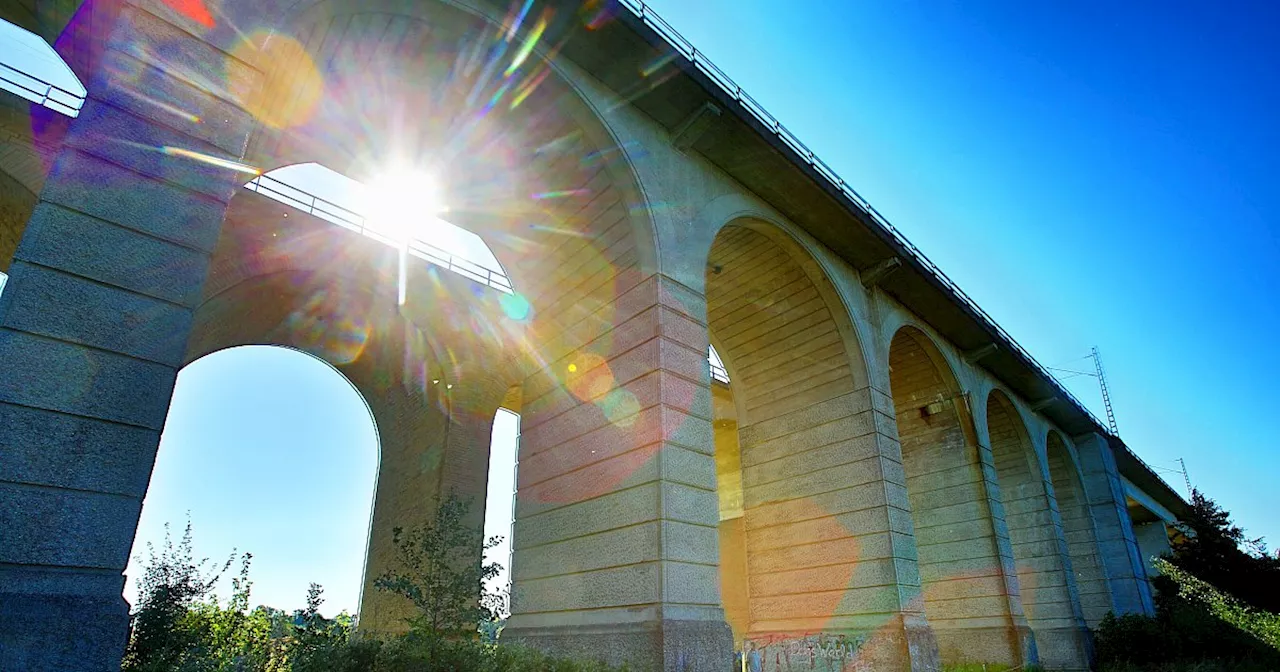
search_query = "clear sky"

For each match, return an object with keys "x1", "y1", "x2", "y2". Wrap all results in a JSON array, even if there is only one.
[{"x1": 114, "y1": 0, "x2": 1280, "y2": 614}]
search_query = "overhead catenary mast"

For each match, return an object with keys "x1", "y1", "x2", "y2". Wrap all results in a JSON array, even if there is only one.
[
  {"x1": 1179, "y1": 457, "x2": 1193, "y2": 497},
  {"x1": 1091, "y1": 346, "x2": 1119, "y2": 436},
  {"x1": 1055, "y1": 348, "x2": 1192, "y2": 497}
]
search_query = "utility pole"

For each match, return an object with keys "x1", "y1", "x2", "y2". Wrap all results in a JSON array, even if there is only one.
[
  {"x1": 1178, "y1": 457, "x2": 1193, "y2": 497},
  {"x1": 1091, "y1": 346, "x2": 1119, "y2": 436}
]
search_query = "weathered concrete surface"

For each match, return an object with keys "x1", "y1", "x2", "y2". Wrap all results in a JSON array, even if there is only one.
[
  {"x1": 1074, "y1": 433, "x2": 1156, "y2": 616},
  {"x1": 0, "y1": 1, "x2": 261, "y2": 668},
  {"x1": 702, "y1": 224, "x2": 939, "y2": 670},
  {"x1": 1047, "y1": 432, "x2": 1115, "y2": 627},
  {"x1": 1133, "y1": 522, "x2": 1174, "y2": 582},
  {"x1": 886, "y1": 327, "x2": 1035, "y2": 669}
]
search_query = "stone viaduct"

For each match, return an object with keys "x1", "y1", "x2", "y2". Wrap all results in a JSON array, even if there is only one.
[{"x1": 0, "y1": 0, "x2": 1186, "y2": 669}]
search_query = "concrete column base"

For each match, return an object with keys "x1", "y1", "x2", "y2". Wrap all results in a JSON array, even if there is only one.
[
  {"x1": 934, "y1": 624, "x2": 1038, "y2": 668},
  {"x1": 1032, "y1": 625, "x2": 1094, "y2": 672},
  {"x1": 733, "y1": 615, "x2": 941, "y2": 671},
  {"x1": 502, "y1": 616, "x2": 734, "y2": 671},
  {"x1": 0, "y1": 583, "x2": 129, "y2": 672},
  {"x1": 904, "y1": 615, "x2": 943, "y2": 671}
]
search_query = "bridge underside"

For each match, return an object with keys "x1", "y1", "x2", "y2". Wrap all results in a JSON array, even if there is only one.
[{"x1": 0, "y1": 1, "x2": 1183, "y2": 671}]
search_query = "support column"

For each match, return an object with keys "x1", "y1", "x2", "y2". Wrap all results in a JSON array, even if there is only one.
[
  {"x1": 990, "y1": 444, "x2": 1090, "y2": 670},
  {"x1": 972, "y1": 442, "x2": 1040, "y2": 665},
  {"x1": 1046, "y1": 435, "x2": 1114, "y2": 626},
  {"x1": 503, "y1": 272, "x2": 733, "y2": 671},
  {"x1": 356, "y1": 350, "x2": 515, "y2": 633},
  {"x1": 735, "y1": 383, "x2": 941, "y2": 671},
  {"x1": 1072, "y1": 433, "x2": 1154, "y2": 615},
  {"x1": 437, "y1": 360, "x2": 517, "y2": 519},
  {"x1": 1133, "y1": 521, "x2": 1173, "y2": 584},
  {"x1": 0, "y1": 4, "x2": 260, "y2": 668},
  {"x1": 345, "y1": 325, "x2": 454, "y2": 635}
]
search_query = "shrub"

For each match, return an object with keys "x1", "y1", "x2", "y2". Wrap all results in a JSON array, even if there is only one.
[
  {"x1": 1168, "y1": 489, "x2": 1280, "y2": 613},
  {"x1": 373, "y1": 493, "x2": 504, "y2": 638},
  {"x1": 1093, "y1": 559, "x2": 1280, "y2": 671},
  {"x1": 123, "y1": 509, "x2": 627, "y2": 672}
]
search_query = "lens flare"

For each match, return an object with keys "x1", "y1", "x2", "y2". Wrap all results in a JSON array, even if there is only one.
[
  {"x1": 505, "y1": 13, "x2": 548, "y2": 77},
  {"x1": 565, "y1": 351, "x2": 612, "y2": 401},
  {"x1": 231, "y1": 32, "x2": 322, "y2": 129},
  {"x1": 499, "y1": 292, "x2": 533, "y2": 321},
  {"x1": 599, "y1": 388, "x2": 640, "y2": 426},
  {"x1": 161, "y1": 146, "x2": 260, "y2": 174},
  {"x1": 163, "y1": 0, "x2": 214, "y2": 29},
  {"x1": 283, "y1": 289, "x2": 371, "y2": 365}
]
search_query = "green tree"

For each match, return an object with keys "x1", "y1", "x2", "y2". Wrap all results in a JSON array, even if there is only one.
[
  {"x1": 1169, "y1": 489, "x2": 1280, "y2": 612},
  {"x1": 123, "y1": 519, "x2": 359, "y2": 672},
  {"x1": 123, "y1": 519, "x2": 241, "y2": 672},
  {"x1": 374, "y1": 493, "x2": 502, "y2": 659}
]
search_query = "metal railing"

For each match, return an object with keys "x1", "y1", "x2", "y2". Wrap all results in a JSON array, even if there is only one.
[
  {"x1": 0, "y1": 60, "x2": 84, "y2": 117},
  {"x1": 617, "y1": 0, "x2": 1110, "y2": 435},
  {"x1": 244, "y1": 172, "x2": 515, "y2": 294}
]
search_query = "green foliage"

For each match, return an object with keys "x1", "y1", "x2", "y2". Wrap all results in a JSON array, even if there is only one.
[
  {"x1": 122, "y1": 511, "x2": 624, "y2": 672},
  {"x1": 1168, "y1": 489, "x2": 1280, "y2": 613},
  {"x1": 122, "y1": 519, "x2": 240, "y2": 672},
  {"x1": 1158, "y1": 560, "x2": 1280, "y2": 651},
  {"x1": 123, "y1": 519, "x2": 356, "y2": 672},
  {"x1": 1093, "y1": 559, "x2": 1280, "y2": 671},
  {"x1": 373, "y1": 493, "x2": 504, "y2": 638}
]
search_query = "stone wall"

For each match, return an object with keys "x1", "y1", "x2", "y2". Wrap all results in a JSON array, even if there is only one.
[{"x1": 0, "y1": 168, "x2": 36, "y2": 272}]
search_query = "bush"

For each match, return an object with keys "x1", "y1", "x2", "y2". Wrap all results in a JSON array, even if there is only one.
[
  {"x1": 123, "y1": 523, "x2": 357, "y2": 672},
  {"x1": 123, "y1": 509, "x2": 626, "y2": 672},
  {"x1": 1168, "y1": 489, "x2": 1280, "y2": 613},
  {"x1": 1093, "y1": 559, "x2": 1280, "y2": 671}
]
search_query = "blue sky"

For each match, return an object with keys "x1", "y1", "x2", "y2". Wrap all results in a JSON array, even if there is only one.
[{"x1": 106, "y1": 0, "x2": 1280, "y2": 613}]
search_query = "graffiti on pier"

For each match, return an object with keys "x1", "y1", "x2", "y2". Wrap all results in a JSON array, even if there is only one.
[{"x1": 741, "y1": 632, "x2": 867, "y2": 671}]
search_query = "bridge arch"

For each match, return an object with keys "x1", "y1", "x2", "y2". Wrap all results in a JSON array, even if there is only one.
[
  {"x1": 1046, "y1": 430, "x2": 1112, "y2": 626},
  {"x1": 704, "y1": 216, "x2": 927, "y2": 664},
  {"x1": 236, "y1": 0, "x2": 660, "y2": 320},
  {"x1": 130, "y1": 343, "x2": 381, "y2": 615},
  {"x1": 185, "y1": 256, "x2": 520, "y2": 630},
  {"x1": 984, "y1": 389, "x2": 1090, "y2": 668},
  {"x1": 886, "y1": 325, "x2": 1033, "y2": 667}
]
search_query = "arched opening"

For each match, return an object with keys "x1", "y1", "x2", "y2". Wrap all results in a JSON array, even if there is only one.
[
  {"x1": 709, "y1": 345, "x2": 748, "y2": 645},
  {"x1": 483, "y1": 393, "x2": 523, "y2": 627},
  {"x1": 1046, "y1": 432, "x2": 1111, "y2": 627},
  {"x1": 124, "y1": 345, "x2": 379, "y2": 616},
  {"x1": 244, "y1": 163, "x2": 513, "y2": 293},
  {"x1": 888, "y1": 326, "x2": 1028, "y2": 666},
  {"x1": 987, "y1": 390, "x2": 1087, "y2": 668},
  {"x1": 217, "y1": 2, "x2": 665, "y2": 645},
  {"x1": 705, "y1": 221, "x2": 919, "y2": 667}
]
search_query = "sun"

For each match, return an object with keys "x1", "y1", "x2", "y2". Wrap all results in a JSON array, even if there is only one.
[{"x1": 364, "y1": 168, "x2": 444, "y2": 246}]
